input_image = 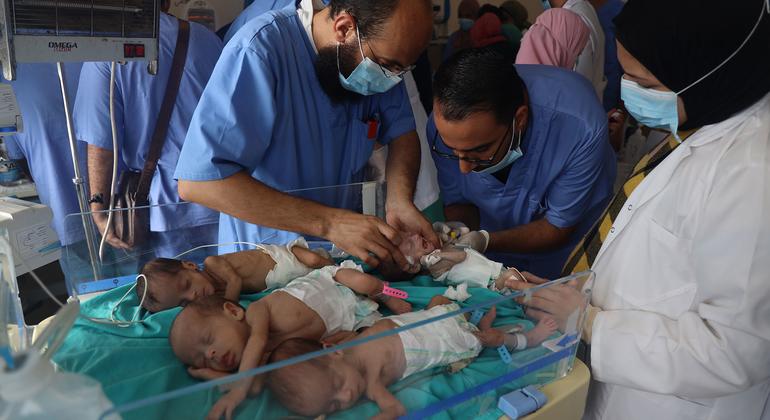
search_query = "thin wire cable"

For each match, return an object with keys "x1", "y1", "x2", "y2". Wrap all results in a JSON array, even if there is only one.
[{"x1": 98, "y1": 61, "x2": 120, "y2": 261}]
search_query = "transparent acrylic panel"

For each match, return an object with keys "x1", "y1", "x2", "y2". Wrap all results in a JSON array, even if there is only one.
[
  {"x1": 51, "y1": 269, "x2": 593, "y2": 420},
  {"x1": 61, "y1": 181, "x2": 385, "y2": 298}
]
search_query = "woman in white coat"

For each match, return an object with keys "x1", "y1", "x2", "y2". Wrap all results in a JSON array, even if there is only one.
[{"x1": 508, "y1": 1, "x2": 770, "y2": 419}]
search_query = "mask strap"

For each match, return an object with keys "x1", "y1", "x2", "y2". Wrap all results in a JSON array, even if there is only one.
[
  {"x1": 354, "y1": 24, "x2": 366, "y2": 59},
  {"x1": 678, "y1": 1, "x2": 767, "y2": 95}
]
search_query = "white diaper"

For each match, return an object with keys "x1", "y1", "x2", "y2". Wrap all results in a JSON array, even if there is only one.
[
  {"x1": 262, "y1": 238, "x2": 316, "y2": 289},
  {"x1": 277, "y1": 260, "x2": 379, "y2": 337},
  {"x1": 436, "y1": 249, "x2": 503, "y2": 288},
  {"x1": 388, "y1": 303, "x2": 482, "y2": 379}
]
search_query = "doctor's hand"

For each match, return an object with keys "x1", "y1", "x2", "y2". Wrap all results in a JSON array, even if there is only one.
[
  {"x1": 386, "y1": 201, "x2": 441, "y2": 248},
  {"x1": 433, "y1": 221, "x2": 470, "y2": 245},
  {"x1": 326, "y1": 210, "x2": 409, "y2": 270},
  {"x1": 91, "y1": 212, "x2": 131, "y2": 250},
  {"x1": 505, "y1": 272, "x2": 586, "y2": 333}
]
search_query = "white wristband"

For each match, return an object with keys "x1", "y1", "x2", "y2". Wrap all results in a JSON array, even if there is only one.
[{"x1": 504, "y1": 332, "x2": 528, "y2": 351}]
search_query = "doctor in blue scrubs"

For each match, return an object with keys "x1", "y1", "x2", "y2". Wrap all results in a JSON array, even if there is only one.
[
  {"x1": 176, "y1": 0, "x2": 438, "y2": 269},
  {"x1": 429, "y1": 48, "x2": 616, "y2": 278},
  {"x1": 75, "y1": 3, "x2": 223, "y2": 259},
  {"x1": 2, "y1": 63, "x2": 87, "y2": 286}
]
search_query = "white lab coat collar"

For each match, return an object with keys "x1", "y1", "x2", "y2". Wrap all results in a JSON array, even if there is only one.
[{"x1": 298, "y1": 0, "x2": 326, "y2": 53}]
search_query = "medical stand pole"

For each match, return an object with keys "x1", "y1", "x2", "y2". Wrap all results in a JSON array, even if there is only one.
[{"x1": 56, "y1": 62, "x2": 102, "y2": 282}]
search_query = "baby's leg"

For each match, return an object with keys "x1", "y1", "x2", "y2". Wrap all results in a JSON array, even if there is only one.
[
  {"x1": 524, "y1": 317, "x2": 558, "y2": 347},
  {"x1": 334, "y1": 269, "x2": 412, "y2": 314},
  {"x1": 291, "y1": 246, "x2": 334, "y2": 269}
]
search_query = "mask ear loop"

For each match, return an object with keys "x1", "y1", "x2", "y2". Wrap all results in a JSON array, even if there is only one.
[{"x1": 678, "y1": 1, "x2": 767, "y2": 95}]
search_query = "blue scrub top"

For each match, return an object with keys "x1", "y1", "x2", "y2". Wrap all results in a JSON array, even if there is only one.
[
  {"x1": 3, "y1": 63, "x2": 84, "y2": 245},
  {"x1": 74, "y1": 13, "x2": 223, "y2": 232},
  {"x1": 175, "y1": 8, "x2": 416, "y2": 250},
  {"x1": 429, "y1": 65, "x2": 616, "y2": 278},
  {"x1": 224, "y1": 0, "x2": 295, "y2": 43}
]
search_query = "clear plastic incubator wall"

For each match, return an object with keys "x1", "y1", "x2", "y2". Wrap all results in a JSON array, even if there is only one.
[{"x1": 1, "y1": 182, "x2": 593, "y2": 420}]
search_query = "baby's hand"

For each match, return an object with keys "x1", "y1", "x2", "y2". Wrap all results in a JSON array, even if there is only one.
[
  {"x1": 207, "y1": 388, "x2": 247, "y2": 420},
  {"x1": 423, "y1": 249, "x2": 467, "y2": 278},
  {"x1": 188, "y1": 366, "x2": 228, "y2": 381}
]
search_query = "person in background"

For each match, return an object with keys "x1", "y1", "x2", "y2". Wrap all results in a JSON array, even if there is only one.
[
  {"x1": 175, "y1": 0, "x2": 439, "y2": 270},
  {"x1": 500, "y1": 0, "x2": 531, "y2": 32},
  {"x1": 515, "y1": 8, "x2": 590, "y2": 70},
  {"x1": 1, "y1": 63, "x2": 87, "y2": 285},
  {"x1": 498, "y1": 1, "x2": 526, "y2": 51},
  {"x1": 428, "y1": 48, "x2": 615, "y2": 279},
  {"x1": 75, "y1": 4, "x2": 224, "y2": 259},
  {"x1": 442, "y1": 0, "x2": 480, "y2": 62},
  {"x1": 470, "y1": 11, "x2": 517, "y2": 61},
  {"x1": 508, "y1": 1, "x2": 770, "y2": 418},
  {"x1": 543, "y1": 0, "x2": 605, "y2": 99},
  {"x1": 590, "y1": 0, "x2": 625, "y2": 111}
]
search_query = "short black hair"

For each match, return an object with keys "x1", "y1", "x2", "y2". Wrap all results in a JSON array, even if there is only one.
[
  {"x1": 328, "y1": 0, "x2": 430, "y2": 39},
  {"x1": 433, "y1": 47, "x2": 525, "y2": 125}
]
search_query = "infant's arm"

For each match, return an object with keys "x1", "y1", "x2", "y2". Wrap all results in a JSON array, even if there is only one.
[
  {"x1": 203, "y1": 255, "x2": 242, "y2": 301},
  {"x1": 367, "y1": 381, "x2": 406, "y2": 420},
  {"x1": 334, "y1": 268, "x2": 381, "y2": 296}
]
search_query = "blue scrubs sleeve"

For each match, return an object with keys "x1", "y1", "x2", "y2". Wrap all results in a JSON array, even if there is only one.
[
  {"x1": 376, "y1": 82, "x2": 416, "y2": 145},
  {"x1": 73, "y1": 62, "x2": 124, "y2": 150},
  {"x1": 175, "y1": 45, "x2": 276, "y2": 181},
  {"x1": 3, "y1": 136, "x2": 23, "y2": 160},
  {"x1": 427, "y1": 115, "x2": 465, "y2": 206},
  {"x1": 544, "y1": 128, "x2": 611, "y2": 228}
]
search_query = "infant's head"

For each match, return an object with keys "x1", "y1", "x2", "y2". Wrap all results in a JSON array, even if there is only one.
[
  {"x1": 169, "y1": 295, "x2": 250, "y2": 372},
  {"x1": 267, "y1": 338, "x2": 366, "y2": 416},
  {"x1": 398, "y1": 232, "x2": 437, "y2": 273},
  {"x1": 137, "y1": 258, "x2": 221, "y2": 312}
]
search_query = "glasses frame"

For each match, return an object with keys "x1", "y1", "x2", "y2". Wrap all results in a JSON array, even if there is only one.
[
  {"x1": 364, "y1": 39, "x2": 415, "y2": 78},
  {"x1": 431, "y1": 122, "x2": 516, "y2": 165}
]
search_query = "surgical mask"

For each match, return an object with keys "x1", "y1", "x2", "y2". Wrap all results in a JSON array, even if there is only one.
[
  {"x1": 620, "y1": 79, "x2": 681, "y2": 138},
  {"x1": 541, "y1": 0, "x2": 551, "y2": 10},
  {"x1": 620, "y1": 0, "x2": 769, "y2": 142},
  {"x1": 338, "y1": 26, "x2": 401, "y2": 96},
  {"x1": 459, "y1": 18, "x2": 474, "y2": 31},
  {"x1": 475, "y1": 130, "x2": 524, "y2": 174}
]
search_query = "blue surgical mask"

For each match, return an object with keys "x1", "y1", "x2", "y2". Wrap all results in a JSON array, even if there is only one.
[
  {"x1": 338, "y1": 26, "x2": 401, "y2": 96},
  {"x1": 541, "y1": 0, "x2": 551, "y2": 10},
  {"x1": 458, "y1": 18, "x2": 474, "y2": 31},
  {"x1": 620, "y1": 79, "x2": 681, "y2": 140},
  {"x1": 475, "y1": 130, "x2": 524, "y2": 174}
]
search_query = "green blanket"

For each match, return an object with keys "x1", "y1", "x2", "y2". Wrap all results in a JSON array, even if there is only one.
[{"x1": 54, "y1": 276, "x2": 560, "y2": 420}]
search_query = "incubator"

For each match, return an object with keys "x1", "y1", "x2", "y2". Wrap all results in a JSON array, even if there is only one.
[{"x1": 2, "y1": 182, "x2": 592, "y2": 420}]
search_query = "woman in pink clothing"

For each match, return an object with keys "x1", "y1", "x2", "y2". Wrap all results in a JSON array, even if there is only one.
[{"x1": 516, "y1": 8, "x2": 590, "y2": 69}]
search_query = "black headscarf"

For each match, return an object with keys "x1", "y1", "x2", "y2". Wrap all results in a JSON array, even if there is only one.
[{"x1": 615, "y1": 0, "x2": 770, "y2": 130}]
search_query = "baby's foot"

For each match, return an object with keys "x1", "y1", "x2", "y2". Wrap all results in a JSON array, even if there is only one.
[
  {"x1": 384, "y1": 297, "x2": 412, "y2": 314},
  {"x1": 524, "y1": 317, "x2": 558, "y2": 347}
]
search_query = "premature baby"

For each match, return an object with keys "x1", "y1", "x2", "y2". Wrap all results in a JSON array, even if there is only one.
[
  {"x1": 137, "y1": 238, "x2": 333, "y2": 312},
  {"x1": 397, "y1": 232, "x2": 524, "y2": 293},
  {"x1": 169, "y1": 262, "x2": 411, "y2": 419},
  {"x1": 267, "y1": 295, "x2": 557, "y2": 418}
]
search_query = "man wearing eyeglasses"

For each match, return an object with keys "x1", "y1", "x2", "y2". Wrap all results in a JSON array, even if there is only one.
[
  {"x1": 176, "y1": 0, "x2": 439, "y2": 271},
  {"x1": 428, "y1": 48, "x2": 616, "y2": 279}
]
